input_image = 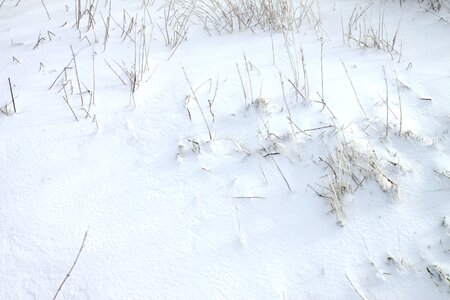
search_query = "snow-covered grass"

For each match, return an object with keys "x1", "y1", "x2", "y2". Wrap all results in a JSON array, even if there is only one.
[{"x1": 1, "y1": 0, "x2": 449, "y2": 299}]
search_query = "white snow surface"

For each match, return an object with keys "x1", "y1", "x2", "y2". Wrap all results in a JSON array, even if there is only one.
[{"x1": 0, "y1": 0, "x2": 449, "y2": 299}]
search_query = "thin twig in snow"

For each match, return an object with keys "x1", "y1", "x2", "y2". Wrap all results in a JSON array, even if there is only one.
[{"x1": 53, "y1": 231, "x2": 88, "y2": 300}]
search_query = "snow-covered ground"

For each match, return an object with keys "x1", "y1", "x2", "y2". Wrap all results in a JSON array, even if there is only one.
[{"x1": 1, "y1": 0, "x2": 449, "y2": 299}]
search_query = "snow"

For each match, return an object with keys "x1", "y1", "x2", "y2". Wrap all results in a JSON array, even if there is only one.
[{"x1": 0, "y1": 0, "x2": 449, "y2": 299}]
